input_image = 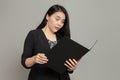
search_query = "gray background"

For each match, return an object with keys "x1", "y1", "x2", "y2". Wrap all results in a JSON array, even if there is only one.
[{"x1": 0, "y1": 0, "x2": 120, "y2": 80}]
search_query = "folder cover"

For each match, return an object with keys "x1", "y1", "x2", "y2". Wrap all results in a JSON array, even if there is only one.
[{"x1": 46, "y1": 37, "x2": 90, "y2": 74}]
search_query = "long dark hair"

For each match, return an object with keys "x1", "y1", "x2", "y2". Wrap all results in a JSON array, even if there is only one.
[{"x1": 36, "y1": 4, "x2": 71, "y2": 38}]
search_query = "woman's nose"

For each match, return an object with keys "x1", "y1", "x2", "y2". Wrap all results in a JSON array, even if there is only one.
[{"x1": 57, "y1": 21, "x2": 62, "y2": 27}]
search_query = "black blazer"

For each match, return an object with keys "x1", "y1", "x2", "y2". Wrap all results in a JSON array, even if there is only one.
[{"x1": 21, "y1": 29, "x2": 71, "y2": 80}]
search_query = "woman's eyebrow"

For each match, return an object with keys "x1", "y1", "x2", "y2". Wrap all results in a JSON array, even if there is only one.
[
  {"x1": 56, "y1": 16, "x2": 65, "y2": 20},
  {"x1": 56, "y1": 16, "x2": 61, "y2": 19}
]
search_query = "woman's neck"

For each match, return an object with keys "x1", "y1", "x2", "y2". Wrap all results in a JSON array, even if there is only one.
[{"x1": 42, "y1": 26, "x2": 57, "y2": 41}]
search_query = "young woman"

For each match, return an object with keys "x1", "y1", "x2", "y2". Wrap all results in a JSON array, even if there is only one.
[{"x1": 21, "y1": 4, "x2": 80, "y2": 80}]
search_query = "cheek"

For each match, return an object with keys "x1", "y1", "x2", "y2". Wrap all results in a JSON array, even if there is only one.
[
  {"x1": 60, "y1": 23, "x2": 64, "y2": 29},
  {"x1": 47, "y1": 19, "x2": 54, "y2": 26},
  {"x1": 49, "y1": 19, "x2": 57, "y2": 26},
  {"x1": 61, "y1": 23, "x2": 64, "y2": 27}
]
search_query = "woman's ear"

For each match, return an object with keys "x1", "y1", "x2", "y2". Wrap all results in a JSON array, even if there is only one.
[{"x1": 46, "y1": 14, "x2": 49, "y2": 21}]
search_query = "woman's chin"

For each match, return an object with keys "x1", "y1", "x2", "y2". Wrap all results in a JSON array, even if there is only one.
[{"x1": 53, "y1": 29, "x2": 58, "y2": 33}]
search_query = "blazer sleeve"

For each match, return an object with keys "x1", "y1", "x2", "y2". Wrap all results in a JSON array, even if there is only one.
[{"x1": 21, "y1": 30, "x2": 35, "y2": 69}]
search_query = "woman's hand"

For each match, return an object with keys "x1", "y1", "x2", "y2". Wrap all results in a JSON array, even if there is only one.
[
  {"x1": 25, "y1": 53, "x2": 48, "y2": 68},
  {"x1": 34, "y1": 53, "x2": 48, "y2": 64},
  {"x1": 64, "y1": 59, "x2": 80, "y2": 71}
]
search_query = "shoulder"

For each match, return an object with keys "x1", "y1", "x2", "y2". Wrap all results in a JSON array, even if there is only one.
[
  {"x1": 56, "y1": 33, "x2": 70, "y2": 41},
  {"x1": 28, "y1": 29, "x2": 42, "y2": 36},
  {"x1": 28, "y1": 29, "x2": 40, "y2": 33}
]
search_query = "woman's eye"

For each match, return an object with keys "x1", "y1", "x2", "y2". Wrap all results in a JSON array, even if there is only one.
[
  {"x1": 56, "y1": 18, "x2": 59, "y2": 21},
  {"x1": 62, "y1": 21, "x2": 65, "y2": 23}
]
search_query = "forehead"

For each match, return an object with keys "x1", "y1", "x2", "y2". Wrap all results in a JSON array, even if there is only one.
[{"x1": 52, "y1": 12, "x2": 65, "y2": 19}]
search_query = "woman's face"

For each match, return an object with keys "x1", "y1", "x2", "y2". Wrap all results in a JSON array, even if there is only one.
[{"x1": 46, "y1": 11, "x2": 65, "y2": 33}]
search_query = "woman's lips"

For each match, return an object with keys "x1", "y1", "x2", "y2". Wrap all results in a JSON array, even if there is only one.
[{"x1": 55, "y1": 26, "x2": 60, "y2": 30}]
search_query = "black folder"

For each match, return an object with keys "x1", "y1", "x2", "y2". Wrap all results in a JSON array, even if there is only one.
[{"x1": 46, "y1": 37, "x2": 95, "y2": 74}]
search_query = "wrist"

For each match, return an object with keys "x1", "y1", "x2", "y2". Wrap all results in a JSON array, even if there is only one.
[{"x1": 32, "y1": 55, "x2": 36, "y2": 64}]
